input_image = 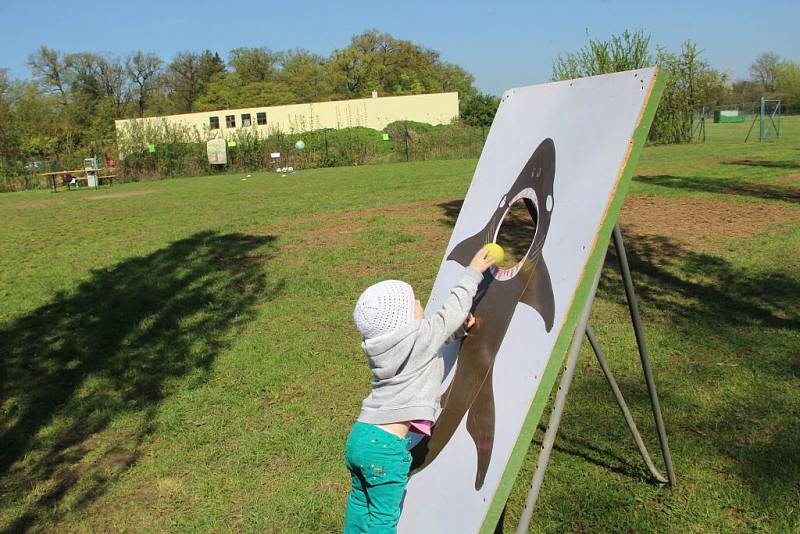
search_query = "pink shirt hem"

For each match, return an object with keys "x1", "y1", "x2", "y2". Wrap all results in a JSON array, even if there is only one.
[{"x1": 409, "y1": 420, "x2": 433, "y2": 436}]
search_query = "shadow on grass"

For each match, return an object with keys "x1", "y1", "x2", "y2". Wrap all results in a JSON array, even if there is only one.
[
  {"x1": 0, "y1": 231, "x2": 281, "y2": 533},
  {"x1": 721, "y1": 158, "x2": 800, "y2": 171},
  {"x1": 436, "y1": 199, "x2": 463, "y2": 226},
  {"x1": 437, "y1": 198, "x2": 799, "y2": 514},
  {"x1": 634, "y1": 174, "x2": 800, "y2": 202},
  {"x1": 570, "y1": 233, "x2": 798, "y2": 513},
  {"x1": 532, "y1": 423, "x2": 654, "y2": 484},
  {"x1": 599, "y1": 233, "x2": 800, "y2": 332},
  {"x1": 596, "y1": 233, "x2": 799, "y2": 498}
]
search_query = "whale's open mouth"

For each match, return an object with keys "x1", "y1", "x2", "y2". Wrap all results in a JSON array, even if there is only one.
[{"x1": 490, "y1": 187, "x2": 538, "y2": 281}]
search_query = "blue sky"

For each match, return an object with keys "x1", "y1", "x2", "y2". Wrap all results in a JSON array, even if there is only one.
[{"x1": 1, "y1": 0, "x2": 798, "y2": 95}]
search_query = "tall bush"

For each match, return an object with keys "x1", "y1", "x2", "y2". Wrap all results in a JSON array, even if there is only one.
[
  {"x1": 552, "y1": 30, "x2": 716, "y2": 144},
  {"x1": 460, "y1": 93, "x2": 500, "y2": 128}
]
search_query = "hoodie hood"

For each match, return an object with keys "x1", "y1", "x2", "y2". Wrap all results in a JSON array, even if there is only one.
[{"x1": 361, "y1": 318, "x2": 422, "y2": 381}]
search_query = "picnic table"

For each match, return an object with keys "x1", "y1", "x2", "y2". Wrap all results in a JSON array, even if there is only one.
[{"x1": 39, "y1": 168, "x2": 116, "y2": 192}]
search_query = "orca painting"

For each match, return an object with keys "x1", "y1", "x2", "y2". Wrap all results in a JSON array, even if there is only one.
[
  {"x1": 398, "y1": 67, "x2": 664, "y2": 534},
  {"x1": 411, "y1": 138, "x2": 556, "y2": 489}
]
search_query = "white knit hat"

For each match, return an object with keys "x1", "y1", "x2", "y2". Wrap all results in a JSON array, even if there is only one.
[{"x1": 353, "y1": 280, "x2": 416, "y2": 339}]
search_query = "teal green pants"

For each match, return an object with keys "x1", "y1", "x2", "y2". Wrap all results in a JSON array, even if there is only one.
[{"x1": 343, "y1": 422, "x2": 412, "y2": 533}]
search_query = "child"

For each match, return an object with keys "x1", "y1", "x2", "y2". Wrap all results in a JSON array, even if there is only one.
[{"x1": 344, "y1": 246, "x2": 495, "y2": 533}]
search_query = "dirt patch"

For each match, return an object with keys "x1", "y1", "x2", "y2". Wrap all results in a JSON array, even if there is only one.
[
  {"x1": 263, "y1": 195, "x2": 800, "y2": 259},
  {"x1": 85, "y1": 190, "x2": 158, "y2": 201},
  {"x1": 620, "y1": 195, "x2": 800, "y2": 247},
  {"x1": 275, "y1": 219, "x2": 365, "y2": 251},
  {"x1": 260, "y1": 201, "x2": 447, "y2": 251}
]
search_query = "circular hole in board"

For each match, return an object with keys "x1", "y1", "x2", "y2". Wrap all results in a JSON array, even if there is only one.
[{"x1": 494, "y1": 197, "x2": 538, "y2": 270}]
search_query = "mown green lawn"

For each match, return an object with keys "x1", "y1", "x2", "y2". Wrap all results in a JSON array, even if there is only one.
[{"x1": 1, "y1": 117, "x2": 798, "y2": 533}]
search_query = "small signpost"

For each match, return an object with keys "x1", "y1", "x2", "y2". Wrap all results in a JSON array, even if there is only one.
[{"x1": 206, "y1": 138, "x2": 227, "y2": 166}]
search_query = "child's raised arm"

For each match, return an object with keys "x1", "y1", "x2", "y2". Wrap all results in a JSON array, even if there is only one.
[{"x1": 418, "y1": 247, "x2": 495, "y2": 349}]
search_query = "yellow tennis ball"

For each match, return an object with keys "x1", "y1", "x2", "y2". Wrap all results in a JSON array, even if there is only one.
[{"x1": 485, "y1": 242, "x2": 505, "y2": 263}]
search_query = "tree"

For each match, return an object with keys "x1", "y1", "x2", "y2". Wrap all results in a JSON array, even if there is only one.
[
  {"x1": 228, "y1": 47, "x2": 281, "y2": 84},
  {"x1": 329, "y1": 30, "x2": 390, "y2": 97},
  {"x1": 95, "y1": 55, "x2": 129, "y2": 109},
  {"x1": 280, "y1": 50, "x2": 334, "y2": 102},
  {"x1": 460, "y1": 93, "x2": 499, "y2": 128},
  {"x1": 775, "y1": 60, "x2": 800, "y2": 111},
  {"x1": 192, "y1": 72, "x2": 239, "y2": 111},
  {"x1": 168, "y1": 50, "x2": 226, "y2": 113},
  {"x1": 650, "y1": 43, "x2": 704, "y2": 143},
  {"x1": 696, "y1": 67, "x2": 731, "y2": 107},
  {"x1": 66, "y1": 53, "x2": 105, "y2": 102},
  {"x1": 193, "y1": 72, "x2": 296, "y2": 111},
  {"x1": 7, "y1": 80, "x2": 63, "y2": 161},
  {"x1": 377, "y1": 38, "x2": 441, "y2": 95},
  {"x1": 28, "y1": 46, "x2": 70, "y2": 105},
  {"x1": 126, "y1": 51, "x2": 163, "y2": 117},
  {"x1": 0, "y1": 69, "x2": 16, "y2": 164},
  {"x1": 328, "y1": 29, "x2": 477, "y2": 99},
  {"x1": 749, "y1": 52, "x2": 781, "y2": 92},
  {"x1": 552, "y1": 29, "x2": 652, "y2": 79},
  {"x1": 433, "y1": 62, "x2": 477, "y2": 100},
  {"x1": 729, "y1": 80, "x2": 762, "y2": 105},
  {"x1": 552, "y1": 31, "x2": 722, "y2": 144}
]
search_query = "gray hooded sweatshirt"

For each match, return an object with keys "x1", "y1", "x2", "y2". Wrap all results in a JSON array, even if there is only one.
[{"x1": 357, "y1": 267, "x2": 483, "y2": 425}]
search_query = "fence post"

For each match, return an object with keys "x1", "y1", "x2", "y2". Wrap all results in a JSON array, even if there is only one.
[{"x1": 404, "y1": 123, "x2": 410, "y2": 162}]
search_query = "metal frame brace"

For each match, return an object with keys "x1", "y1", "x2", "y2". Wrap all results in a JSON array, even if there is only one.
[{"x1": 512, "y1": 223, "x2": 676, "y2": 533}]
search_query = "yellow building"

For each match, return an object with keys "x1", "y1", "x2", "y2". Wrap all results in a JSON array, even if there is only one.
[{"x1": 115, "y1": 92, "x2": 459, "y2": 145}]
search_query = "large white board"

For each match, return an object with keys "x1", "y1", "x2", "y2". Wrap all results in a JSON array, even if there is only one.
[{"x1": 398, "y1": 68, "x2": 662, "y2": 533}]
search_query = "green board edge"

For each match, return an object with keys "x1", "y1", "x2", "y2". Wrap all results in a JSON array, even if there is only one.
[{"x1": 479, "y1": 68, "x2": 667, "y2": 533}]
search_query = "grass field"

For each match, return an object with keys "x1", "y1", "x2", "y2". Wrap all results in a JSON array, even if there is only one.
[{"x1": 1, "y1": 117, "x2": 798, "y2": 533}]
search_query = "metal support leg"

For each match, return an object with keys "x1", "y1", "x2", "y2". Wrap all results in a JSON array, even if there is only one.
[
  {"x1": 512, "y1": 225, "x2": 676, "y2": 531},
  {"x1": 585, "y1": 324, "x2": 668, "y2": 484},
  {"x1": 612, "y1": 224, "x2": 676, "y2": 486},
  {"x1": 515, "y1": 266, "x2": 603, "y2": 534}
]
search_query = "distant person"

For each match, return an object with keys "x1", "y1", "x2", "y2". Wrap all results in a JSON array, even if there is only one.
[
  {"x1": 343, "y1": 246, "x2": 495, "y2": 533},
  {"x1": 61, "y1": 173, "x2": 78, "y2": 189}
]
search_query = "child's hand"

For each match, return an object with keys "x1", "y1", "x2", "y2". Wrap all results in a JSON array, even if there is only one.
[
  {"x1": 469, "y1": 246, "x2": 496, "y2": 273},
  {"x1": 464, "y1": 313, "x2": 476, "y2": 331}
]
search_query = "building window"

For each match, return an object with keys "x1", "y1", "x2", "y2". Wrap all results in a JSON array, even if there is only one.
[
  {"x1": 256, "y1": 112, "x2": 267, "y2": 126},
  {"x1": 209, "y1": 116, "x2": 220, "y2": 129},
  {"x1": 241, "y1": 113, "x2": 252, "y2": 127},
  {"x1": 225, "y1": 115, "x2": 235, "y2": 128}
]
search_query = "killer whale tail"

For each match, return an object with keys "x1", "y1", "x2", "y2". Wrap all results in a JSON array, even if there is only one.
[
  {"x1": 410, "y1": 359, "x2": 478, "y2": 472},
  {"x1": 466, "y1": 366, "x2": 496, "y2": 490}
]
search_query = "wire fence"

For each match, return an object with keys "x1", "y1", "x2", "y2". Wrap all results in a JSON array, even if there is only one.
[
  {"x1": 689, "y1": 100, "x2": 796, "y2": 143},
  {"x1": 2, "y1": 108, "x2": 797, "y2": 193},
  {"x1": 1, "y1": 121, "x2": 488, "y2": 193}
]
